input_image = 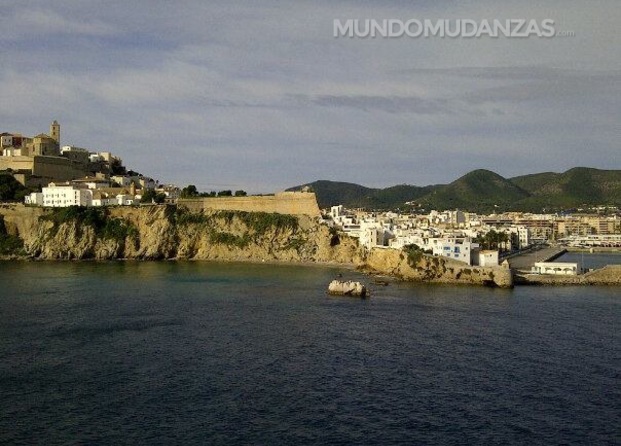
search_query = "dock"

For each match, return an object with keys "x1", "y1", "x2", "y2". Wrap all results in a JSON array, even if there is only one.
[{"x1": 507, "y1": 246, "x2": 567, "y2": 271}]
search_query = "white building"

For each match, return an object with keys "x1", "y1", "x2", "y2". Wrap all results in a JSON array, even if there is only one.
[
  {"x1": 0, "y1": 133, "x2": 13, "y2": 148},
  {"x1": 478, "y1": 250, "x2": 499, "y2": 267},
  {"x1": 116, "y1": 194, "x2": 135, "y2": 206},
  {"x1": 42, "y1": 184, "x2": 92, "y2": 207},
  {"x1": 517, "y1": 226, "x2": 530, "y2": 249},
  {"x1": 136, "y1": 176, "x2": 156, "y2": 190},
  {"x1": 432, "y1": 237, "x2": 480, "y2": 265},
  {"x1": 111, "y1": 175, "x2": 132, "y2": 187},
  {"x1": 155, "y1": 185, "x2": 180, "y2": 201},
  {"x1": 60, "y1": 145, "x2": 89, "y2": 155},
  {"x1": 71, "y1": 177, "x2": 111, "y2": 189},
  {"x1": 532, "y1": 262, "x2": 580, "y2": 275},
  {"x1": 91, "y1": 192, "x2": 115, "y2": 207},
  {"x1": 25, "y1": 192, "x2": 43, "y2": 206}
]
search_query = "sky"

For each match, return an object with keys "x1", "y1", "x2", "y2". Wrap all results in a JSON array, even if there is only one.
[{"x1": 0, "y1": 0, "x2": 619, "y2": 193}]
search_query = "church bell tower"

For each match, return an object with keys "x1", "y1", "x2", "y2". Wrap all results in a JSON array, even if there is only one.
[{"x1": 50, "y1": 120, "x2": 60, "y2": 145}]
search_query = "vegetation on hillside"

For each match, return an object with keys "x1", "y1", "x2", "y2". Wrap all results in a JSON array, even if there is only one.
[
  {"x1": 39, "y1": 206, "x2": 138, "y2": 242},
  {"x1": 0, "y1": 172, "x2": 30, "y2": 202},
  {"x1": 0, "y1": 215, "x2": 25, "y2": 255},
  {"x1": 287, "y1": 180, "x2": 435, "y2": 209},
  {"x1": 417, "y1": 169, "x2": 530, "y2": 213},
  {"x1": 180, "y1": 185, "x2": 248, "y2": 199},
  {"x1": 140, "y1": 189, "x2": 167, "y2": 204},
  {"x1": 289, "y1": 168, "x2": 621, "y2": 213},
  {"x1": 166, "y1": 207, "x2": 300, "y2": 249}
]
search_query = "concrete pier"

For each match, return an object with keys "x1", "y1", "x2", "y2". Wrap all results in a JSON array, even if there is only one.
[{"x1": 508, "y1": 246, "x2": 567, "y2": 271}]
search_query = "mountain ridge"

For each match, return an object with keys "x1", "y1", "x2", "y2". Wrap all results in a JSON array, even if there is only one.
[{"x1": 287, "y1": 167, "x2": 621, "y2": 212}]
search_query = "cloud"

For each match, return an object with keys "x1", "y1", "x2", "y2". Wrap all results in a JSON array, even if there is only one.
[
  {"x1": 306, "y1": 94, "x2": 456, "y2": 114},
  {"x1": 0, "y1": 0, "x2": 619, "y2": 192},
  {"x1": 0, "y1": 8, "x2": 116, "y2": 40}
]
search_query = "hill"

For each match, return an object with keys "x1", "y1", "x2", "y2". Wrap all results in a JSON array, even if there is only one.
[
  {"x1": 287, "y1": 180, "x2": 437, "y2": 209},
  {"x1": 416, "y1": 169, "x2": 530, "y2": 213},
  {"x1": 510, "y1": 167, "x2": 621, "y2": 211},
  {"x1": 288, "y1": 167, "x2": 621, "y2": 212}
]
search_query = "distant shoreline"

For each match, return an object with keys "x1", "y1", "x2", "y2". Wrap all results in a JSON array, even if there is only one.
[{"x1": 565, "y1": 247, "x2": 621, "y2": 253}]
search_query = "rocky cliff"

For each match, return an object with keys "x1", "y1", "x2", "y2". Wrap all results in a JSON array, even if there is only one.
[
  {"x1": 0, "y1": 204, "x2": 361, "y2": 264},
  {"x1": 362, "y1": 247, "x2": 514, "y2": 288}
]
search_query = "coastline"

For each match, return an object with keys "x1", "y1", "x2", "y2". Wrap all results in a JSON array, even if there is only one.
[
  {"x1": 3, "y1": 252, "x2": 621, "y2": 287},
  {"x1": 1, "y1": 203, "x2": 620, "y2": 287}
]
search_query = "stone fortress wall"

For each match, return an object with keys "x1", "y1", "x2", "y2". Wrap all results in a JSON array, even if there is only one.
[
  {"x1": 0, "y1": 155, "x2": 86, "y2": 186},
  {"x1": 179, "y1": 192, "x2": 322, "y2": 217}
]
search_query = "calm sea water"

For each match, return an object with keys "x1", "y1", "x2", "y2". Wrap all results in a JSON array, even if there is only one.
[
  {"x1": 0, "y1": 261, "x2": 619, "y2": 445},
  {"x1": 556, "y1": 252, "x2": 621, "y2": 270}
]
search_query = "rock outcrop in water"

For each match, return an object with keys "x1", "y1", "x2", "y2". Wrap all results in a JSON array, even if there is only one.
[{"x1": 328, "y1": 280, "x2": 367, "y2": 297}]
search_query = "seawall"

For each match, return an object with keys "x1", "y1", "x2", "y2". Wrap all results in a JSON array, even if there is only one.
[{"x1": 518, "y1": 265, "x2": 621, "y2": 285}]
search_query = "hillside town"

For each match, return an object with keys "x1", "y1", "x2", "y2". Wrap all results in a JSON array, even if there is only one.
[
  {"x1": 325, "y1": 205, "x2": 621, "y2": 271},
  {"x1": 2, "y1": 121, "x2": 620, "y2": 277},
  {"x1": 1, "y1": 120, "x2": 180, "y2": 206}
]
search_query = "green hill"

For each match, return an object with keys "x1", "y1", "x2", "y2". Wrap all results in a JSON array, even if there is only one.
[
  {"x1": 287, "y1": 180, "x2": 436, "y2": 209},
  {"x1": 288, "y1": 167, "x2": 621, "y2": 212},
  {"x1": 287, "y1": 180, "x2": 376, "y2": 208},
  {"x1": 511, "y1": 167, "x2": 621, "y2": 211},
  {"x1": 417, "y1": 169, "x2": 530, "y2": 213}
]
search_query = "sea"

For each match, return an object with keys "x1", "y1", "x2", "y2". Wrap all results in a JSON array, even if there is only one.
[
  {"x1": 556, "y1": 251, "x2": 621, "y2": 270},
  {"x1": 0, "y1": 259, "x2": 619, "y2": 445}
]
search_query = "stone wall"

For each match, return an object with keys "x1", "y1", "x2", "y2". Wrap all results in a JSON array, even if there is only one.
[
  {"x1": 32, "y1": 156, "x2": 85, "y2": 180},
  {"x1": 0, "y1": 155, "x2": 86, "y2": 186},
  {"x1": 520, "y1": 265, "x2": 621, "y2": 285},
  {"x1": 179, "y1": 192, "x2": 322, "y2": 217},
  {"x1": 0, "y1": 156, "x2": 34, "y2": 173}
]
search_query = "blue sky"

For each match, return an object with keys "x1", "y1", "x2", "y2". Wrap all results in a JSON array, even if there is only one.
[{"x1": 1, "y1": 1, "x2": 619, "y2": 192}]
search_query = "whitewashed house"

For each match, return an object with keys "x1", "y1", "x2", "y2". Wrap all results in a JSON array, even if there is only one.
[
  {"x1": 25, "y1": 192, "x2": 44, "y2": 206},
  {"x1": 42, "y1": 184, "x2": 92, "y2": 207}
]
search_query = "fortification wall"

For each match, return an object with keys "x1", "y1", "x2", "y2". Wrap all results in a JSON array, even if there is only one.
[
  {"x1": 0, "y1": 155, "x2": 86, "y2": 184},
  {"x1": 179, "y1": 192, "x2": 321, "y2": 217},
  {"x1": 0, "y1": 156, "x2": 34, "y2": 173},
  {"x1": 32, "y1": 156, "x2": 85, "y2": 180}
]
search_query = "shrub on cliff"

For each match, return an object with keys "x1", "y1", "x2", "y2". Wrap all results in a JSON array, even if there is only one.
[
  {"x1": 0, "y1": 215, "x2": 25, "y2": 255},
  {"x1": 0, "y1": 173, "x2": 29, "y2": 202},
  {"x1": 215, "y1": 211, "x2": 298, "y2": 234},
  {"x1": 403, "y1": 244, "x2": 424, "y2": 267},
  {"x1": 39, "y1": 206, "x2": 138, "y2": 243},
  {"x1": 209, "y1": 231, "x2": 250, "y2": 248}
]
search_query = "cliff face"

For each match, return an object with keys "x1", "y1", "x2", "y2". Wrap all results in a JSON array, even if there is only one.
[{"x1": 0, "y1": 204, "x2": 362, "y2": 264}]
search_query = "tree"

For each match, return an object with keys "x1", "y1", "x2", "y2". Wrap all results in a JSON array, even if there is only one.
[
  {"x1": 140, "y1": 190, "x2": 166, "y2": 204},
  {"x1": 0, "y1": 173, "x2": 28, "y2": 202},
  {"x1": 140, "y1": 189, "x2": 156, "y2": 203},
  {"x1": 180, "y1": 185, "x2": 199, "y2": 198},
  {"x1": 234, "y1": 190, "x2": 247, "y2": 197},
  {"x1": 475, "y1": 229, "x2": 510, "y2": 251},
  {"x1": 154, "y1": 193, "x2": 167, "y2": 204},
  {"x1": 110, "y1": 159, "x2": 126, "y2": 175},
  {"x1": 218, "y1": 190, "x2": 232, "y2": 197}
]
